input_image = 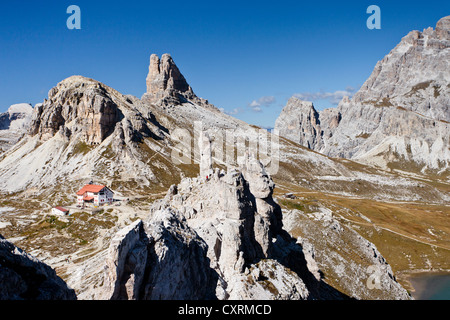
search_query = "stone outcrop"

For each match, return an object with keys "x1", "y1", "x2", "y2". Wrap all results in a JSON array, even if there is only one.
[
  {"x1": 274, "y1": 98, "x2": 324, "y2": 150},
  {"x1": 241, "y1": 154, "x2": 282, "y2": 257},
  {"x1": 141, "y1": 53, "x2": 215, "y2": 109},
  {"x1": 275, "y1": 16, "x2": 450, "y2": 173},
  {"x1": 95, "y1": 154, "x2": 339, "y2": 300},
  {"x1": 142, "y1": 53, "x2": 196, "y2": 105},
  {"x1": 94, "y1": 151, "x2": 413, "y2": 300},
  {"x1": 199, "y1": 131, "x2": 213, "y2": 178},
  {"x1": 0, "y1": 234, "x2": 77, "y2": 300},
  {"x1": 29, "y1": 76, "x2": 124, "y2": 144}
]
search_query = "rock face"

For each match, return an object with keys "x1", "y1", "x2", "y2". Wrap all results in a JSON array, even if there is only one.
[
  {"x1": 30, "y1": 77, "x2": 124, "y2": 144},
  {"x1": 275, "y1": 16, "x2": 450, "y2": 173},
  {"x1": 99, "y1": 216, "x2": 217, "y2": 300},
  {"x1": 0, "y1": 234, "x2": 76, "y2": 300},
  {"x1": 0, "y1": 75, "x2": 170, "y2": 194},
  {"x1": 145, "y1": 54, "x2": 193, "y2": 99},
  {"x1": 274, "y1": 98, "x2": 324, "y2": 150},
  {"x1": 142, "y1": 53, "x2": 199, "y2": 106},
  {"x1": 28, "y1": 76, "x2": 168, "y2": 145},
  {"x1": 282, "y1": 209, "x2": 412, "y2": 300},
  {"x1": 95, "y1": 155, "x2": 342, "y2": 300},
  {"x1": 142, "y1": 53, "x2": 214, "y2": 108},
  {"x1": 0, "y1": 103, "x2": 33, "y2": 152}
]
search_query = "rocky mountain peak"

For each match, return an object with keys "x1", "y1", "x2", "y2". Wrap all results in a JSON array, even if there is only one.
[
  {"x1": 275, "y1": 16, "x2": 449, "y2": 173},
  {"x1": 0, "y1": 103, "x2": 33, "y2": 153},
  {"x1": 29, "y1": 75, "x2": 123, "y2": 143},
  {"x1": 142, "y1": 53, "x2": 216, "y2": 110},
  {"x1": 436, "y1": 15, "x2": 450, "y2": 40},
  {"x1": 0, "y1": 103, "x2": 33, "y2": 131},
  {"x1": 353, "y1": 15, "x2": 450, "y2": 105},
  {"x1": 146, "y1": 53, "x2": 191, "y2": 95},
  {"x1": 0, "y1": 73, "x2": 172, "y2": 193},
  {"x1": 28, "y1": 75, "x2": 165, "y2": 147},
  {"x1": 283, "y1": 97, "x2": 315, "y2": 112},
  {"x1": 274, "y1": 97, "x2": 323, "y2": 150},
  {"x1": 143, "y1": 53, "x2": 196, "y2": 105}
]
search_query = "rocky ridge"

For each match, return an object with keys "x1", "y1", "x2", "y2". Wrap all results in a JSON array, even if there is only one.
[
  {"x1": 90, "y1": 155, "x2": 327, "y2": 299},
  {"x1": 0, "y1": 76, "x2": 173, "y2": 194}
]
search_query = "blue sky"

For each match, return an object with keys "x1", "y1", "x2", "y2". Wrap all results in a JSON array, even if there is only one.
[{"x1": 0, "y1": 1, "x2": 448, "y2": 127}]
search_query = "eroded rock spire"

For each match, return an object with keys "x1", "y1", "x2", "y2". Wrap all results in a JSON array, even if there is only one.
[{"x1": 142, "y1": 53, "x2": 196, "y2": 105}]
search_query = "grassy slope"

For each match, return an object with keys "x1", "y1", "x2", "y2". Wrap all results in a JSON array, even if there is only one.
[{"x1": 273, "y1": 180, "x2": 450, "y2": 292}]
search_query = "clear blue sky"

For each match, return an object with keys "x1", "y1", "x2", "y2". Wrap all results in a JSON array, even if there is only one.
[{"x1": 1, "y1": 0, "x2": 448, "y2": 127}]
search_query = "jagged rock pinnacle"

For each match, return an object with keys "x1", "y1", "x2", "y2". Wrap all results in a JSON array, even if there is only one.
[{"x1": 143, "y1": 53, "x2": 195, "y2": 104}]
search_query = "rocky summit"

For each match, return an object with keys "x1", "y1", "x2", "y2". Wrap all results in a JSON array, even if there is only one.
[
  {"x1": 145, "y1": 54, "x2": 192, "y2": 100},
  {"x1": 0, "y1": 103, "x2": 33, "y2": 153},
  {"x1": 275, "y1": 16, "x2": 450, "y2": 173},
  {"x1": 75, "y1": 153, "x2": 409, "y2": 300}
]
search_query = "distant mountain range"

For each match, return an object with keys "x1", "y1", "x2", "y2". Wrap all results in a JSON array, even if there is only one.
[
  {"x1": 275, "y1": 16, "x2": 450, "y2": 175},
  {"x1": 0, "y1": 103, "x2": 33, "y2": 152}
]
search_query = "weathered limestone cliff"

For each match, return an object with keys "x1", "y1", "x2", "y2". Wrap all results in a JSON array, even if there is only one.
[
  {"x1": 141, "y1": 53, "x2": 215, "y2": 109},
  {"x1": 145, "y1": 54, "x2": 193, "y2": 100},
  {"x1": 274, "y1": 98, "x2": 324, "y2": 151},
  {"x1": 0, "y1": 103, "x2": 33, "y2": 153},
  {"x1": 30, "y1": 76, "x2": 134, "y2": 144},
  {"x1": 90, "y1": 151, "x2": 411, "y2": 300}
]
